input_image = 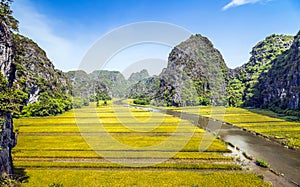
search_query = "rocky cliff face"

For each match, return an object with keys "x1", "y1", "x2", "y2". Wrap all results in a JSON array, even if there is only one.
[
  {"x1": 12, "y1": 34, "x2": 71, "y2": 105},
  {"x1": 0, "y1": 21, "x2": 16, "y2": 176},
  {"x1": 128, "y1": 32, "x2": 299, "y2": 112},
  {"x1": 90, "y1": 70, "x2": 128, "y2": 98},
  {"x1": 0, "y1": 22, "x2": 15, "y2": 85},
  {"x1": 1, "y1": 20, "x2": 73, "y2": 175},
  {"x1": 128, "y1": 69, "x2": 149, "y2": 83},
  {"x1": 127, "y1": 75, "x2": 160, "y2": 99},
  {"x1": 128, "y1": 34, "x2": 228, "y2": 106},
  {"x1": 0, "y1": 113, "x2": 16, "y2": 176},
  {"x1": 67, "y1": 70, "x2": 127, "y2": 99},
  {"x1": 226, "y1": 34, "x2": 294, "y2": 107},
  {"x1": 66, "y1": 70, "x2": 93, "y2": 98},
  {"x1": 251, "y1": 31, "x2": 300, "y2": 111}
]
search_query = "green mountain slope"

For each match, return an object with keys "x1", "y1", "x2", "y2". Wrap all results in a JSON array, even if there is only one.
[
  {"x1": 128, "y1": 34, "x2": 228, "y2": 106},
  {"x1": 11, "y1": 34, "x2": 72, "y2": 117},
  {"x1": 250, "y1": 31, "x2": 300, "y2": 114},
  {"x1": 227, "y1": 34, "x2": 294, "y2": 107},
  {"x1": 128, "y1": 32, "x2": 299, "y2": 113}
]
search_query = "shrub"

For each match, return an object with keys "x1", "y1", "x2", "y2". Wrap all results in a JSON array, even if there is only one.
[
  {"x1": 242, "y1": 151, "x2": 253, "y2": 160},
  {"x1": 22, "y1": 92, "x2": 73, "y2": 117},
  {"x1": 255, "y1": 159, "x2": 269, "y2": 168},
  {"x1": 133, "y1": 98, "x2": 150, "y2": 105},
  {"x1": 72, "y1": 97, "x2": 89, "y2": 109},
  {"x1": 0, "y1": 175, "x2": 22, "y2": 187},
  {"x1": 48, "y1": 183, "x2": 64, "y2": 187}
]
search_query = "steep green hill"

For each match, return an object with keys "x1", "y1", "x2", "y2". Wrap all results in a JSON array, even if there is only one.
[
  {"x1": 11, "y1": 34, "x2": 72, "y2": 117},
  {"x1": 227, "y1": 34, "x2": 294, "y2": 107},
  {"x1": 128, "y1": 32, "x2": 299, "y2": 113},
  {"x1": 128, "y1": 69, "x2": 149, "y2": 83},
  {"x1": 250, "y1": 31, "x2": 300, "y2": 114},
  {"x1": 128, "y1": 34, "x2": 228, "y2": 106},
  {"x1": 90, "y1": 70, "x2": 128, "y2": 98}
]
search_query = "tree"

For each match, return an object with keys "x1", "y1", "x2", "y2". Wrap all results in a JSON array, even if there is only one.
[
  {"x1": 89, "y1": 94, "x2": 97, "y2": 102},
  {"x1": 0, "y1": 73, "x2": 27, "y2": 114},
  {"x1": 0, "y1": 0, "x2": 18, "y2": 31}
]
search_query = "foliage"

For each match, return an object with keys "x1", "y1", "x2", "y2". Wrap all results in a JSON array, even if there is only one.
[
  {"x1": 66, "y1": 70, "x2": 127, "y2": 101},
  {"x1": 226, "y1": 34, "x2": 294, "y2": 107},
  {"x1": 242, "y1": 151, "x2": 253, "y2": 160},
  {"x1": 10, "y1": 33, "x2": 73, "y2": 117},
  {"x1": 250, "y1": 31, "x2": 300, "y2": 113},
  {"x1": 128, "y1": 69, "x2": 149, "y2": 83},
  {"x1": 128, "y1": 34, "x2": 227, "y2": 107},
  {"x1": 21, "y1": 92, "x2": 72, "y2": 117},
  {"x1": 133, "y1": 98, "x2": 150, "y2": 105},
  {"x1": 89, "y1": 94, "x2": 97, "y2": 102},
  {"x1": 0, "y1": 176, "x2": 21, "y2": 187},
  {"x1": 96, "y1": 93, "x2": 111, "y2": 101},
  {"x1": 255, "y1": 159, "x2": 269, "y2": 168},
  {"x1": 0, "y1": 72, "x2": 28, "y2": 115},
  {"x1": 226, "y1": 78, "x2": 244, "y2": 107},
  {"x1": 0, "y1": 0, "x2": 18, "y2": 31},
  {"x1": 0, "y1": 171, "x2": 28, "y2": 187},
  {"x1": 48, "y1": 183, "x2": 64, "y2": 187},
  {"x1": 71, "y1": 97, "x2": 89, "y2": 109}
]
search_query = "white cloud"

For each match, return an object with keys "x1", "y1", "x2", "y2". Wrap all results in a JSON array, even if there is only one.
[
  {"x1": 222, "y1": 0, "x2": 269, "y2": 10},
  {"x1": 12, "y1": 0, "x2": 88, "y2": 71}
]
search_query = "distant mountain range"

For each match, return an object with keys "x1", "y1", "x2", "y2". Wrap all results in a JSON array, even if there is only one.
[
  {"x1": 0, "y1": 20, "x2": 299, "y2": 117},
  {"x1": 127, "y1": 31, "x2": 299, "y2": 115}
]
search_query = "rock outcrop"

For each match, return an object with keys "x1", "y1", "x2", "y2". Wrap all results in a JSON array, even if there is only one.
[
  {"x1": 0, "y1": 113, "x2": 17, "y2": 176},
  {"x1": 12, "y1": 34, "x2": 71, "y2": 105},
  {"x1": 90, "y1": 70, "x2": 128, "y2": 98},
  {"x1": 128, "y1": 69, "x2": 149, "y2": 83},
  {"x1": 251, "y1": 31, "x2": 300, "y2": 111},
  {"x1": 0, "y1": 22, "x2": 15, "y2": 86},
  {"x1": 128, "y1": 32, "x2": 299, "y2": 113},
  {"x1": 1, "y1": 17, "x2": 73, "y2": 176},
  {"x1": 67, "y1": 70, "x2": 126, "y2": 99},
  {"x1": 128, "y1": 34, "x2": 228, "y2": 106},
  {"x1": 227, "y1": 34, "x2": 294, "y2": 107},
  {"x1": 127, "y1": 76, "x2": 160, "y2": 99},
  {"x1": 0, "y1": 21, "x2": 16, "y2": 176}
]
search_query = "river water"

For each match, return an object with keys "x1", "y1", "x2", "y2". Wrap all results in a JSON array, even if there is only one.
[{"x1": 127, "y1": 104, "x2": 300, "y2": 185}]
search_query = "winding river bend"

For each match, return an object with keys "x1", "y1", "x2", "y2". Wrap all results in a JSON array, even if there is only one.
[{"x1": 124, "y1": 102, "x2": 300, "y2": 186}]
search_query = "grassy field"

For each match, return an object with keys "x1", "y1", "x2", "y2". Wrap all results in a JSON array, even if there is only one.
[
  {"x1": 166, "y1": 106, "x2": 300, "y2": 149},
  {"x1": 22, "y1": 170, "x2": 270, "y2": 187},
  {"x1": 13, "y1": 100, "x2": 270, "y2": 186}
]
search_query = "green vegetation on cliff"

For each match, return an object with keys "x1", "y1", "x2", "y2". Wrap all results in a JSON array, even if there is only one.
[
  {"x1": 227, "y1": 34, "x2": 294, "y2": 107},
  {"x1": 0, "y1": 0, "x2": 18, "y2": 31},
  {"x1": 128, "y1": 34, "x2": 228, "y2": 107},
  {"x1": 0, "y1": 72, "x2": 27, "y2": 115},
  {"x1": 251, "y1": 31, "x2": 300, "y2": 114},
  {"x1": 11, "y1": 33, "x2": 73, "y2": 117}
]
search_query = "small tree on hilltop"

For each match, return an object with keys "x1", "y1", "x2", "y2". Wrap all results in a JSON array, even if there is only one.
[{"x1": 0, "y1": 0, "x2": 18, "y2": 31}]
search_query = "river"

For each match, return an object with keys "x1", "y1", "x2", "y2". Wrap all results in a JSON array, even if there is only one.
[{"x1": 124, "y1": 103, "x2": 300, "y2": 186}]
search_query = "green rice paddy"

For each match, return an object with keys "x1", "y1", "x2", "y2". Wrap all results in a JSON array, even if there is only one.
[{"x1": 13, "y1": 101, "x2": 270, "y2": 186}]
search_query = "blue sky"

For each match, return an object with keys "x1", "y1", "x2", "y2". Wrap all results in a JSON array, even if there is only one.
[{"x1": 12, "y1": 0, "x2": 300, "y2": 73}]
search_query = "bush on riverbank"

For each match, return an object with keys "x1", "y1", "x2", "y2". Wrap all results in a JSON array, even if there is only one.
[{"x1": 255, "y1": 159, "x2": 269, "y2": 168}]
